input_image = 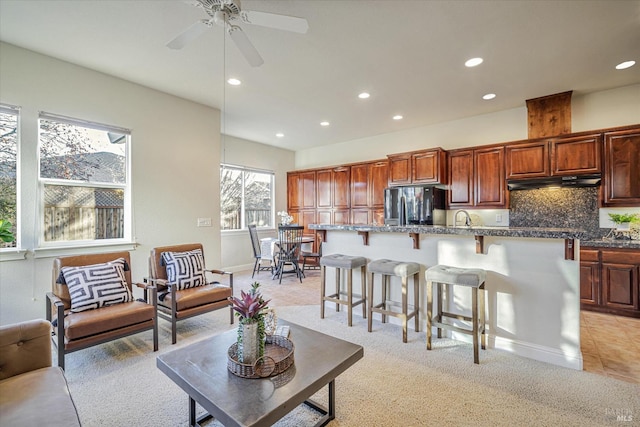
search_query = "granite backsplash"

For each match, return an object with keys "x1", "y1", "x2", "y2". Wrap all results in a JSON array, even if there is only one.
[{"x1": 509, "y1": 187, "x2": 608, "y2": 240}]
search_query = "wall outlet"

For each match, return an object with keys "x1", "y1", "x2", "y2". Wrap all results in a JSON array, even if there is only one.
[
  {"x1": 197, "y1": 217, "x2": 212, "y2": 227},
  {"x1": 496, "y1": 214, "x2": 503, "y2": 223}
]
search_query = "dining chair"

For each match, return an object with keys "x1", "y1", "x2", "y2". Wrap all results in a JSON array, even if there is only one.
[
  {"x1": 273, "y1": 225, "x2": 304, "y2": 284},
  {"x1": 248, "y1": 224, "x2": 274, "y2": 278}
]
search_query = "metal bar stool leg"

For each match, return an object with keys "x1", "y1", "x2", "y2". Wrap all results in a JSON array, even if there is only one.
[
  {"x1": 413, "y1": 273, "x2": 420, "y2": 332},
  {"x1": 320, "y1": 265, "x2": 326, "y2": 319},
  {"x1": 335, "y1": 268, "x2": 341, "y2": 312},
  {"x1": 401, "y1": 276, "x2": 408, "y2": 343},
  {"x1": 361, "y1": 265, "x2": 367, "y2": 319},
  {"x1": 367, "y1": 271, "x2": 374, "y2": 332},
  {"x1": 426, "y1": 279, "x2": 433, "y2": 350}
]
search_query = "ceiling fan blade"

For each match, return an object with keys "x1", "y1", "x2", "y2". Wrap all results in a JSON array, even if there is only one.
[
  {"x1": 228, "y1": 25, "x2": 264, "y2": 67},
  {"x1": 166, "y1": 19, "x2": 211, "y2": 49},
  {"x1": 239, "y1": 10, "x2": 309, "y2": 34}
]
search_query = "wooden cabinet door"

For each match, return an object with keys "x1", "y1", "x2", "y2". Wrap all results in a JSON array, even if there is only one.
[
  {"x1": 601, "y1": 249, "x2": 640, "y2": 311},
  {"x1": 388, "y1": 154, "x2": 411, "y2": 185},
  {"x1": 332, "y1": 167, "x2": 351, "y2": 209},
  {"x1": 300, "y1": 170, "x2": 316, "y2": 209},
  {"x1": 580, "y1": 249, "x2": 600, "y2": 306},
  {"x1": 351, "y1": 209, "x2": 370, "y2": 225},
  {"x1": 333, "y1": 209, "x2": 350, "y2": 224},
  {"x1": 448, "y1": 150, "x2": 474, "y2": 207},
  {"x1": 316, "y1": 169, "x2": 333, "y2": 209},
  {"x1": 287, "y1": 172, "x2": 301, "y2": 210},
  {"x1": 505, "y1": 140, "x2": 549, "y2": 179},
  {"x1": 370, "y1": 161, "x2": 389, "y2": 208},
  {"x1": 317, "y1": 210, "x2": 332, "y2": 225},
  {"x1": 475, "y1": 146, "x2": 506, "y2": 207},
  {"x1": 602, "y1": 262, "x2": 639, "y2": 311},
  {"x1": 603, "y1": 128, "x2": 640, "y2": 206},
  {"x1": 551, "y1": 134, "x2": 602, "y2": 176},
  {"x1": 299, "y1": 210, "x2": 316, "y2": 235},
  {"x1": 350, "y1": 163, "x2": 370, "y2": 209},
  {"x1": 412, "y1": 149, "x2": 445, "y2": 184}
]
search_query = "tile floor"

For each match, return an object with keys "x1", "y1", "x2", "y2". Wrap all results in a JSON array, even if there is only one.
[
  {"x1": 235, "y1": 268, "x2": 640, "y2": 384},
  {"x1": 580, "y1": 310, "x2": 640, "y2": 384}
]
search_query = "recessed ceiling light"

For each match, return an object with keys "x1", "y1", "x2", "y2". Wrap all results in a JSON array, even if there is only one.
[
  {"x1": 483, "y1": 93, "x2": 496, "y2": 100},
  {"x1": 615, "y1": 60, "x2": 636, "y2": 70},
  {"x1": 465, "y1": 57, "x2": 483, "y2": 67},
  {"x1": 227, "y1": 78, "x2": 241, "y2": 85},
  {"x1": 275, "y1": 133, "x2": 284, "y2": 138},
  {"x1": 320, "y1": 121, "x2": 330, "y2": 126},
  {"x1": 358, "y1": 92, "x2": 370, "y2": 99},
  {"x1": 393, "y1": 115, "x2": 403, "y2": 120}
]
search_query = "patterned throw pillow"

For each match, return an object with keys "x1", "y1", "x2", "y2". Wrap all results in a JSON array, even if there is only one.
[
  {"x1": 161, "y1": 249, "x2": 206, "y2": 290},
  {"x1": 61, "y1": 258, "x2": 133, "y2": 313}
]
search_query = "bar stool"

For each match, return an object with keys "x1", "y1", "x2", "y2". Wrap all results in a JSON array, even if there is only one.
[
  {"x1": 367, "y1": 259, "x2": 420, "y2": 343},
  {"x1": 425, "y1": 265, "x2": 486, "y2": 364},
  {"x1": 320, "y1": 254, "x2": 368, "y2": 326}
]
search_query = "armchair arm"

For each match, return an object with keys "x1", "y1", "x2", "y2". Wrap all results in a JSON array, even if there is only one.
[
  {"x1": 0, "y1": 319, "x2": 53, "y2": 380},
  {"x1": 46, "y1": 292, "x2": 65, "y2": 367},
  {"x1": 205, "y1": 269, "x2": 233, "y2": 293}
]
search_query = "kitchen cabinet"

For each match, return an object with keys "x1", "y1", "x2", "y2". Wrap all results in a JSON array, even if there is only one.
[
  {"x1": 287, "y1": 170, "x2": 316, "y2": 210},
  {"x1": 351, "y1": 160, "x2": 389, "y2": 209},
  {"x1": 388, "y1": 148, "x2": 446, "y2": 186},
  {"x1": 580, "y1": 249, "x2": 600, "y2": 306},
  {"x1": 603, "y1": 128, "x2": 640, "y2": 207},
  {"x1": 506, "y1": 133, "x2": 601, "y2": 180},
  {"x1": 448, "y1": 146, "x2": 506, "y2": 208},
  {"x1": 316, "y1": 169, "x2": 333, "y2": 209},
  {"x1": 580, "y1": 247, "x2": 640, "y2": 318},
  {"x1": 332, "y1": 166, "x2": 350, "y2": 209}
]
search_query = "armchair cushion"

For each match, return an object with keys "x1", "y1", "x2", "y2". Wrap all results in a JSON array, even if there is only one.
[
  {"x1": 60, "y1": 258, "x2": 133, "y2": 313},
  {"x1": 161, "y1": 249, "x2": 206, "y2": 290}
]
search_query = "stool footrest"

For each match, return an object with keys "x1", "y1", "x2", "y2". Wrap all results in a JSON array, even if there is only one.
[
  {"x1": 431, "y1": 319, "x2": 485, "y2": 337},
  {"x1": 440, "y1": 311, "x2": 473, "y2": 323},
  {"x1": 323, "y1": 295, "x2": 366, "y2": 307}
]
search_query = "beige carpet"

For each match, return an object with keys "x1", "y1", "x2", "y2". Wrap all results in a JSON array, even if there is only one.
[{"x1": 62, "y1": 305, "x2": 639, "y2": 426}]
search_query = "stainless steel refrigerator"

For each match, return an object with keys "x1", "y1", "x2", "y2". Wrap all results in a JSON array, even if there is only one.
[{"x1": 384, "y1": 186, "x2": 445, "y2": 226}]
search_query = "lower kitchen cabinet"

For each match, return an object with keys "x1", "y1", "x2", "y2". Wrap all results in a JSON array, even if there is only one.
[{"x1": 580, "y1": 247, "x2": 640, "y2": 318}]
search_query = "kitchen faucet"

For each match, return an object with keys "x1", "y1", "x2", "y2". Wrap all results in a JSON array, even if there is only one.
[{"x1": 454, "y1": 209, "x2": 472, "y2": 227}]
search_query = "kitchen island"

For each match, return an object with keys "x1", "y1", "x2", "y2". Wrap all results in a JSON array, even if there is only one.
[{"x1": 310, "y1": 223, "x2": 588, "y2": 370}]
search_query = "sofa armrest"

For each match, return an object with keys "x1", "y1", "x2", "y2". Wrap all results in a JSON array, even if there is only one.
[{"x1": 0, "y1": 319, "x2": 52, "y2": 381}]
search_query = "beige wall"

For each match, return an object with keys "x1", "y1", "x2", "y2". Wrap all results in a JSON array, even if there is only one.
[
  {"x1": 0, "y1": 43, "x2": 222, "y2": 324},
  {"x1": 219, "y1": 135, "x2": 295, "y2": 272},
  {"x1": 295, "y1": 84, "x2": 640, "y2": 170}
]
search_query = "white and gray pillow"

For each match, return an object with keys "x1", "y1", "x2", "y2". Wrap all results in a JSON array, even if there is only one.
[
  {"x1": 161, "y1": 249, "x2": 206, "y2": 290},
  {"x1": 60, "y1": 258, "x2": 133, "y2": 313}
]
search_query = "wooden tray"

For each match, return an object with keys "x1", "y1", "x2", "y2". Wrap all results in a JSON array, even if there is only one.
[{"x1": 227, "y1": 335, "x2": 294, "y2": 378}]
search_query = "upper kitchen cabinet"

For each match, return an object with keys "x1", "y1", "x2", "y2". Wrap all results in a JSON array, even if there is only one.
[
  {"x1": 351, "y1": 160, "x2": 389, "y2": 209},
  {"x1": 506, "y1": 140, "x2": 550, "y2": 179},
  {"x1": 603, "y1": 128, "x2": 640, "y2": 207},
  {"x1": 316, "y1": 168, "x2": 333, "y2": 209},
  {"x1": 388, "y1": 148, "x2": 446, "y2": 186},
  {"x1": 551, "y1": 133, "x2": 601, "y2": 176},
  {"x1": 287, "y1": 170, "x2": 316, "y2": 211},
  {"x1": 448, "y1": 146, "x2": 507, "y2": 208},
  {"x1": 332, "y1": 166, "x2": 351, "y2": 209},
  {"x1": 506, "y1": 133, "x2": 601, "y2": 180}
]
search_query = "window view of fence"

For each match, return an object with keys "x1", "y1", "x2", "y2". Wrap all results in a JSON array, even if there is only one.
[
  {"x1": 39, "y1": 113, "x2": 129, "y2": 243},
  {"x1": 221, "y1": 165, "x2": 274, "y2": 230},
  {"x1": 0, "y1": 105, "x2": 18, "y2": 248}
]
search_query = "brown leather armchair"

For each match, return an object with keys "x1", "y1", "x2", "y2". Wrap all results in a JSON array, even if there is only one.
[
  {"x1": 46, "y1": 251, "x2": 158, "y2": 370},
  {"x1": 147, "y1": 243, "x2": 234, "y2": 344}
]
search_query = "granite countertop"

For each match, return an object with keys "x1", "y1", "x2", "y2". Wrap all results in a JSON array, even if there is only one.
[
  {"x1": 309, "y1": 224, "x2": 588, "y2": 240},
  {"x1": 581, "y1": 239, "x2": 640, "y2": 249}
]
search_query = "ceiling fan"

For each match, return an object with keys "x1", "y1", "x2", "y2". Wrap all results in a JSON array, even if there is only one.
[{"x1": 167, "y1": 0, "x2": 309, "y2": 67}]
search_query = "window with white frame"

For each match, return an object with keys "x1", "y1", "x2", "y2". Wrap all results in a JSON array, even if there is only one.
[
  {"x1": 0, "y1": 104, "x2": 19, "y2": 248},
  {"x1": 38, "y1": 112, "x2": 131, "y2": 244},
  {"x1": 220, "y1": 164, "x2": 274, "y2": 230}
]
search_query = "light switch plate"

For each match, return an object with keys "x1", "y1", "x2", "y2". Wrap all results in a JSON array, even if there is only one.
[{"x1": 197, "y1": 217, "x2": 212, "y2": 227}]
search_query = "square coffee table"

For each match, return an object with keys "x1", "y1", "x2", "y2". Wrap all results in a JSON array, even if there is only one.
[{"x1": 157, "y1": 320, "x2": 363, "y2": 427}]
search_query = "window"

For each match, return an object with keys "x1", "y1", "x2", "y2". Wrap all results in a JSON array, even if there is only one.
[
  {"x1": 38, "y1": 112, "x2": 131, "y2": 244},
  {"x1": 0, "y1": 104, "x2": 19, "y2": 248},
  {"x1": 220, "y1": 164, "x2": 274, "y2": 230}
]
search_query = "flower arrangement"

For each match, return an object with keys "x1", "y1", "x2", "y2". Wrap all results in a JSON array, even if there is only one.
[
  {"x1": 229, "y1": 282, "x2": 271, "y2": 363},
  {"x1": 277, "y1": 211, "x2": 294, "y2": 226},
  {"x1": 229, "y1": 282, "x2": 271, "y2": 323}
]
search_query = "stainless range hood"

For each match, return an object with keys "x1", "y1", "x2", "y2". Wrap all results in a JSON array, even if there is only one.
[{"x1": 507, "y1": 174, "x2": 601, "y2": 191}]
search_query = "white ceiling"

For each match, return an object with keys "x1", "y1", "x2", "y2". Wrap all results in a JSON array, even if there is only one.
[{"x1": 1, "y1": 0, "x2": 639, "y2": 151}]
